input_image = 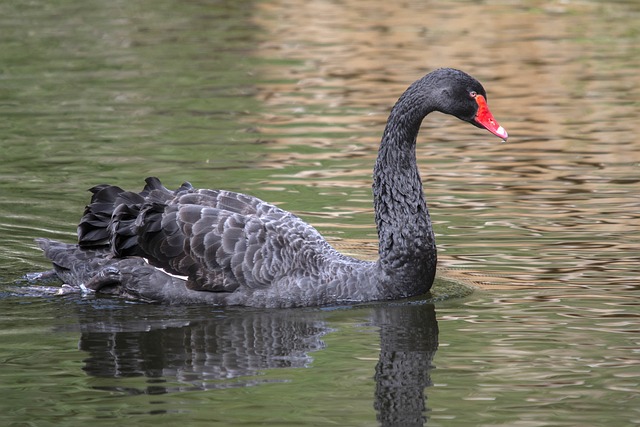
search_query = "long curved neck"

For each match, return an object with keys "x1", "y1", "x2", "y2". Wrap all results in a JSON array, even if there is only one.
[{"x1": 372, "y1": 84, "x2": 438, "y2": 294}]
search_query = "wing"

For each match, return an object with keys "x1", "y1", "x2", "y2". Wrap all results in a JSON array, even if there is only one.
[
  {"x1": 78, "y1": 177, "x2": 329, "y2": 293},
  {"x1": 132, "y1": 180, "x2": 329, "y2": 292}
]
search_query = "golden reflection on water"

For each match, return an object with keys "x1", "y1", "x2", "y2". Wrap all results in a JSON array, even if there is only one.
[{"x1": 249, "y1": 0, "x2": 640, "y2": 290}]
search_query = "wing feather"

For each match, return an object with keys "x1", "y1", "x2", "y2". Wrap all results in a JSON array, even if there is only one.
[{"x1": 80, "y1": 177, "x2": 330, "y2": 295}]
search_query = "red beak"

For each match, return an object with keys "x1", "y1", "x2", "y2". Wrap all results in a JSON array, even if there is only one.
[{"x1": 474, "y1": 95, "x2": 508, "y2": 140}]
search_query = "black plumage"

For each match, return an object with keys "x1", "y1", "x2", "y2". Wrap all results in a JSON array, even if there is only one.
[{"x1": 37, "y1": 68, "x2": 507, "y2": 307}]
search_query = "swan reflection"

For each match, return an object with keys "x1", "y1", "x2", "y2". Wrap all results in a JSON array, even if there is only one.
[
  {"x1": 74, "y1": 301, "x2": 438, "y2": 424},
  {"x1": 372, "y1": 303, "x2": 439, "y2": 426},
  {"x1": 76, "y1": 304, "x2": 329, "y2": 390}
]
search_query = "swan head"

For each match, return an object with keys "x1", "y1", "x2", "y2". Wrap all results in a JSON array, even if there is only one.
[{"x1": 427, "y1": 68, "x2": 508, "y2": 141}]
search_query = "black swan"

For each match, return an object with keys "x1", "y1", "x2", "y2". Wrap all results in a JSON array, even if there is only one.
[{"x1": 36, "y1": 68, "x2": 507, "y2": 308}]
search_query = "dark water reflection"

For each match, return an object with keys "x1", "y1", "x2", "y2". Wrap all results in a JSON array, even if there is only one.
[
  {"x1": 372, "y1": 304, "x2": 438, "y2": 426},
  {"x1": 75, "y1": 305, "x2": 330, "y2": 390},
  {"x1": 69, "y1": 301, "x2": 438, "y2": 425}
]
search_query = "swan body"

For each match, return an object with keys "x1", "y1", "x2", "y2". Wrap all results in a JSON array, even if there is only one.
[{"x1": 37, "y1": 68, "x2": 507, "y2": 308}]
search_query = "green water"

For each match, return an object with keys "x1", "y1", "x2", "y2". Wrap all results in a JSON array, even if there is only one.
[{"x1": 1, "y1": 0, "x2": 639, "y2": 425}]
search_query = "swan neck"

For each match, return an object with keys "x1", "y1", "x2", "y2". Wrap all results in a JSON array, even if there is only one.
[{"x1": 372, "y1": 88, "x2": 437, "y2": 292}]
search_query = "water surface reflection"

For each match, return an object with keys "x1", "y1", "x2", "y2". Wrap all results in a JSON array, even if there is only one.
[
  {"x1": 71, "y1": 301, "x2": 439, "y2": 424},
  {"x1": 372, "y1": 303, "x2": 438, "y2": 426},
  {"x1": 75, "y1": 305, "x2": 329, "y2": 391}
]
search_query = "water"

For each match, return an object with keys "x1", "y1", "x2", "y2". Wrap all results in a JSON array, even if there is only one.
[{"x1": 1, "y1": 0, "x2": 639, "y2": 425}]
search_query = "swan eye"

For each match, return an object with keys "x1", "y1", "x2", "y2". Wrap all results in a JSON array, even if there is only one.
[{"x1": 469, "y1": 91, "x2": 477, "y2": 98}]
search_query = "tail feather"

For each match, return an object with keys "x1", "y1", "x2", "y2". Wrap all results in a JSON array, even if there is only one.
[
  {"x1": 77, "y1": 177, "x2": 195, "y2": 257},
  {"x1": 109, "y1": 200, "x2": 144, "y2": 256},
  {"x1": 78, "y1": 184, "x2": 124, "y2": 247}
]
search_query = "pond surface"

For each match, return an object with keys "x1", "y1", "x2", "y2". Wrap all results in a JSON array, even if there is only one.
[{"x1": 1, "y1": 0, "x2": 639, "y2": 425}]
